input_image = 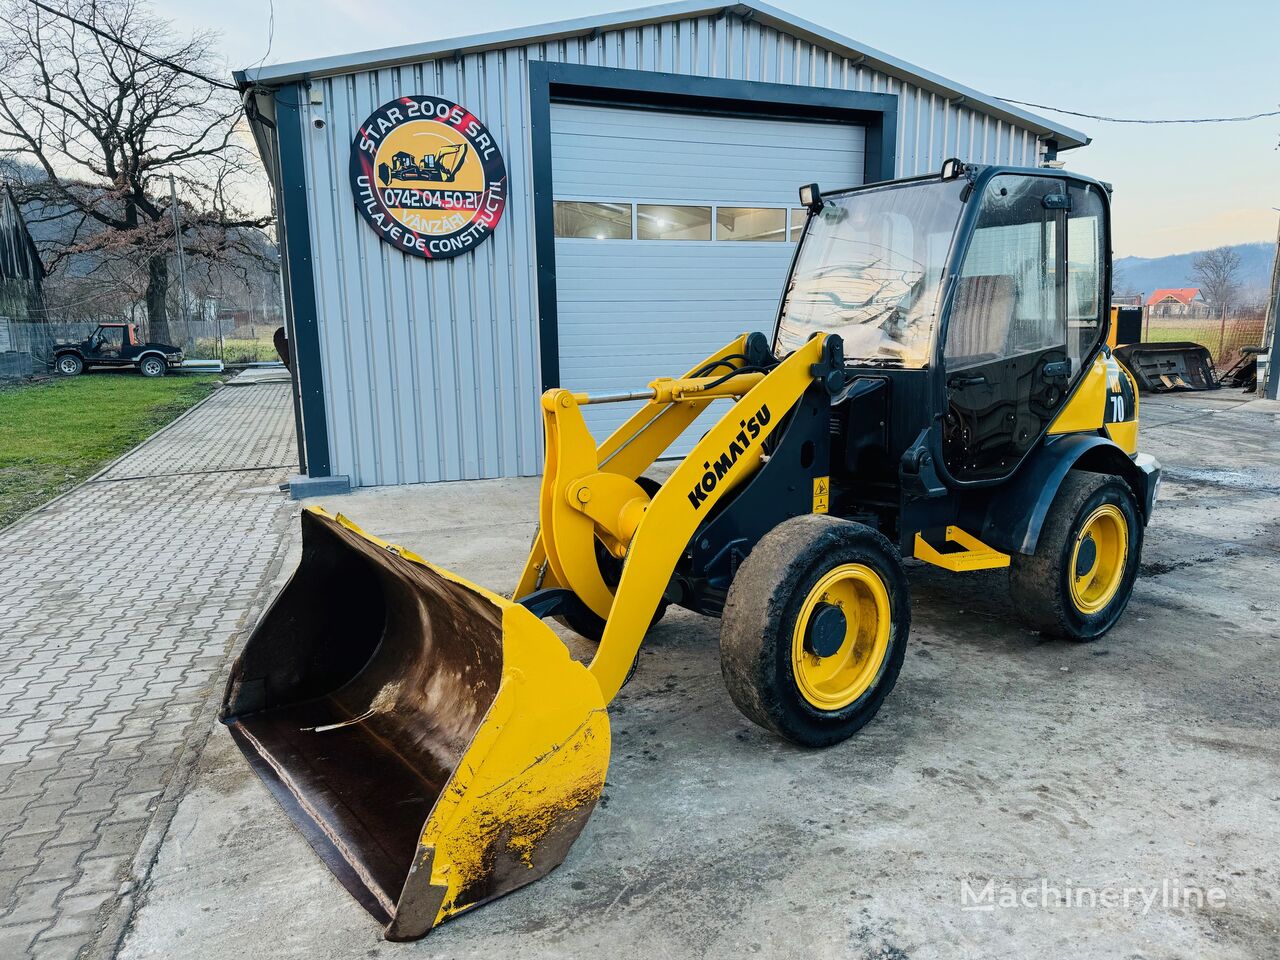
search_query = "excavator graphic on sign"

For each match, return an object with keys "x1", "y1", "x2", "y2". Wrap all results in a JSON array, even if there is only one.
[{"x1": 377, "y1": 144, "x2": 468, "y2": 186}]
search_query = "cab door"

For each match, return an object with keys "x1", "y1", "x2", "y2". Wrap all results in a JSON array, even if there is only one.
[
  {"x1": 85, "y1": 325, "x2": 126, "y2": 365},
  {"x1": 940, "y1": 174, "x2": 1106, "y2": 481},
  {"x1": 120, "y1": 324, "x2": 144, "y2": 363}
]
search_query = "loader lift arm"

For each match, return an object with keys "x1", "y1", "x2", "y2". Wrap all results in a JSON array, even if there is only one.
[{"x1": 515, "y1": 333, "x2": 839, "y2": 702}]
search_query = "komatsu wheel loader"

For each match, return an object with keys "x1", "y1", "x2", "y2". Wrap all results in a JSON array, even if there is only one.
[{"x1": 220, "y1": 160, "x2": 1160, "y2": 940}]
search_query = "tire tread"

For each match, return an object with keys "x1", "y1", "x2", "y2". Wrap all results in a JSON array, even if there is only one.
[
  {"x1": 720, "y1": 515, "x2": 909, "y2": 746},
  {"x1": 1009, "y1": 470, "x2": 1140, "y2": 641}
]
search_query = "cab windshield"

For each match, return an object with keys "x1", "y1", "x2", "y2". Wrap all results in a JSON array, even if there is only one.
[{"x1": 775, "y1": 177, "x2": 968, "y2": 366}]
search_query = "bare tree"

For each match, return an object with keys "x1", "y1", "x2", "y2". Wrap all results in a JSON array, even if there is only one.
[
  {"x1": 0, "y1": 0, "x2": 270, "y2": 343},
  {"x1": 1191, "y1": 246, "x2": 1243, "y2": 311}
]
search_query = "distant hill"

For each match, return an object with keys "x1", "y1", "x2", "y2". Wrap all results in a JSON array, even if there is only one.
[{"x1": 1115, "y1": 242, "x2": 1275, "y2": 302}]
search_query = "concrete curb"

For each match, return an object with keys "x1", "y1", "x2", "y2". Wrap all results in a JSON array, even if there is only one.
[
  {"x1": 89, "y1": 504, "x2": 298, "y2": 960},
  {"x1": 83, "y1": 380, "x2": 231, "y2": 485}
]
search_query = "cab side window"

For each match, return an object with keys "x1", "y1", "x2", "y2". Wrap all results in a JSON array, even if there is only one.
[
  {"x1": 96, "y1": 326, "x2": 124, "y2": 357},
  {"x1": 941, "y1": 174, "x2": 1109, "y2": 482},
  {"x1": 946, "y1": 175, "x2": 1064, "y2": 368},
  {"x1": 1066, "y1": 183, "x2": 1106, "y2": 371}
]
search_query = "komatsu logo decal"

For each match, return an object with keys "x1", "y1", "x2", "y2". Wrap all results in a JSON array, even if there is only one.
[{"x1": 687, "y1": 404, "x2": 772, "y2": 509}]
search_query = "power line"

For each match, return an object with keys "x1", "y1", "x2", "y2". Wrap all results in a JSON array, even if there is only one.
[
  {"x1": 244, "y1": 0, "x2": 275, "y2": 79},
  {"x1": 1000, "y1": 97, "x2": 1280, "y2": 125},
  {"x1": 26, "y1": 0, "x2": 238, "y2": 91}
]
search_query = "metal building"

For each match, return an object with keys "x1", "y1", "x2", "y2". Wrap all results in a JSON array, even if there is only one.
[{"x1": 236, "y1": 0, "x2": 1089, "y2": 494}]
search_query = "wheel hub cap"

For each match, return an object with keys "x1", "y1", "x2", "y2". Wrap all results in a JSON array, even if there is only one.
[
  {"x1": 1075, "y1": 536, "x2": 1098, "y2": 578},
  {"x1": 804, "y1": 603, "x2": 847, "y2": 657}
]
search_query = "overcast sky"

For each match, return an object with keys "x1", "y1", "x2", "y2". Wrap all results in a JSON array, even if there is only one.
[{"x1": 159, "y1": 0, "x2": 1279, "y2": 258}]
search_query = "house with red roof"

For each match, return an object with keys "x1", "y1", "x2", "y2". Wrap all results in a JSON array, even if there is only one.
[{"x1": 1146, "y1": 287, "x2": 1211, "y2": 319}]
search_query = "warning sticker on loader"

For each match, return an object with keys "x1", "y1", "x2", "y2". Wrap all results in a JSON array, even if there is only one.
[
  {"x1": 812, "y1": 476, "x2": 830, "y2": 514},
  {"x1": 350, "y1": 95, "x2": 507, "y2": 260}
]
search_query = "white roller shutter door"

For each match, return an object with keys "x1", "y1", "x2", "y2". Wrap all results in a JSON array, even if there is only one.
[{"x1": 551, "y1": 102, "x2": 866, "y2": 450}]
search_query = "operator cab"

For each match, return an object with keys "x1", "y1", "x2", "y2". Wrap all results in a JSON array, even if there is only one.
[
  {"x1": 85, "y1": 323, "x2": 141, "y2": 360},
  {"x1": 774, "y1": 162, "x2": 1111, "y2": 515}
]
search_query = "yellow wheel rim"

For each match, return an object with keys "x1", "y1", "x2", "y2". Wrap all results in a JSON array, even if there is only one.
[
  {"x1": 790, "y1": 564, "x2": 891, "y2": 711},
  {"x1": 1069, "y1": 504, "x2": 1129, "y2": 614}
]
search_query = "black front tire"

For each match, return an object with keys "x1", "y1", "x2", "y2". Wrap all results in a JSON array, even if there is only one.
[
  {"x1": 56, "y1": 354, "x2": 83, "y2": 376},
  {"x1": 719, "y1": 515, "x2": 910, "y2": 748},
  {"x1": 139, "y1": 356, "x2": 167, "y2": 378},
  {"x1": 1009, "y1": 471, "x2": 1142, "y2": 641}
]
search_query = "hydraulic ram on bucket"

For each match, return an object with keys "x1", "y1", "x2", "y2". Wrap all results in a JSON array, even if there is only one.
[{"x1": 220, "y1": 335, "x2": 830, "y2": 940}]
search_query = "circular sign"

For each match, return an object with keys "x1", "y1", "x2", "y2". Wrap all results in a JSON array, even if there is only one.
[{"x1": 349, "y1": 95, "x2": 507, "y2": 260}]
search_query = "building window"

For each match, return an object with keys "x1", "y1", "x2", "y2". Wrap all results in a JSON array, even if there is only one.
[
  {"x1": 637, "y1": 204, "x2": 711, "y2": 241},
  {"x1": 555, "y1": 201, "x2": 820, "y2": 242},
  {"x1": 554, "y1": 201, "x2": 632, "y2": 239},
  {"x1": 790, "y1": 209, "x2": 808, "y2": 242},
  {"x1": 715, "y1": 207, "x2": 786, "y2": 242}
]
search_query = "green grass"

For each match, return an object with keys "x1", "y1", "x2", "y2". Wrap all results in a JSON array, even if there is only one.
[
  {"x1": 0, "y1": 372, "x2": 220, "y2": 528},
  {"x1": 194, "y1": 337, "x2": 280, "y2": 363}
]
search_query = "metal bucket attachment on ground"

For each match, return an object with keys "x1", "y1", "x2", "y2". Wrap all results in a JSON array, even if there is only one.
[
  {"x1": 220, "y1": 508, "x2": 609, "y2": 941},
  {"x1": 1115, "y1": 341, "x2": 1219, "y2": 393}
]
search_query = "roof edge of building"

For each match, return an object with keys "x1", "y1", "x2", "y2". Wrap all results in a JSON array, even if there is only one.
[{"x1": 232, "y1": 0, "x2": 1089, "y2": 150}]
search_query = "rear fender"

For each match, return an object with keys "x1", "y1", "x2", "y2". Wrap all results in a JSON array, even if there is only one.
[{"x1": 981, "y1": 435, "x2": 1158, "y2": 556}]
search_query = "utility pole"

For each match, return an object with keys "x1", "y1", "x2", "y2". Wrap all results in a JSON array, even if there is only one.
[
  {"x1": 169, "y1": 174, "x2": 191, "y2": 346},
  {"x1": 1217, "y1": 303, "x2": 1228, "y2": 363},
  {"x1": 1265, "y1": 210, "x2": 1280, "y2": 400}
]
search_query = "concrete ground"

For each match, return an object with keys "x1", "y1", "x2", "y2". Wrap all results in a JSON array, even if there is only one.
[
  {"x1": 119, "y1": 391, "x2": 1278, "y2": 960},
  {"x1": 0, "y1": 376, "x2": 297, "y2": 960}
]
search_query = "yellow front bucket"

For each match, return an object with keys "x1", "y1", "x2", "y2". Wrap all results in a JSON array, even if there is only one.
[{"x1": 220, "y1": 508, "x2": 609, "y2": 941}]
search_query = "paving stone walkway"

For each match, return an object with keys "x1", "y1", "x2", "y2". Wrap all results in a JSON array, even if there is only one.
[{"x1": 0, "y1": 380, "x2": 297, "y2": 960}]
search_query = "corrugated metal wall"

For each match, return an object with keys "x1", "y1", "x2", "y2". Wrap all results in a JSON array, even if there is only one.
[{"x1": 296, "y1": 12, "x2": 1045, "y2": 487}]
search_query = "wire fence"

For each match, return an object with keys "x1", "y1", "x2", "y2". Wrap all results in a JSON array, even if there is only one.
[
  {"x1": 2, "y1": 307, "x2": 1264, "y2": 383},
  {"x1": 2, "y1": 320, "x2": 101, "y2": 377},
  {"x1": 1137, "y1": 309, "x2": 1267, "y2": 369},
  {"x1": 0, "y1": 316, "x2": 282, "y2": 379}
]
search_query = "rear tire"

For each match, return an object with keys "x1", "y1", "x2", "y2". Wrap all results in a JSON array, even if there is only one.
[
  {"x1": 720, "y1": 515, "x2": 910, "y2": 748},
  {"x1": 1009, "y1": 471, "x2": 1142, "y2": 641},
  {"x1": 139, "y1": 356, "x2": 167, "y2": 378},
  {"x1": 56, "y1": 354, "x2": 83, "y2": 376}
]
